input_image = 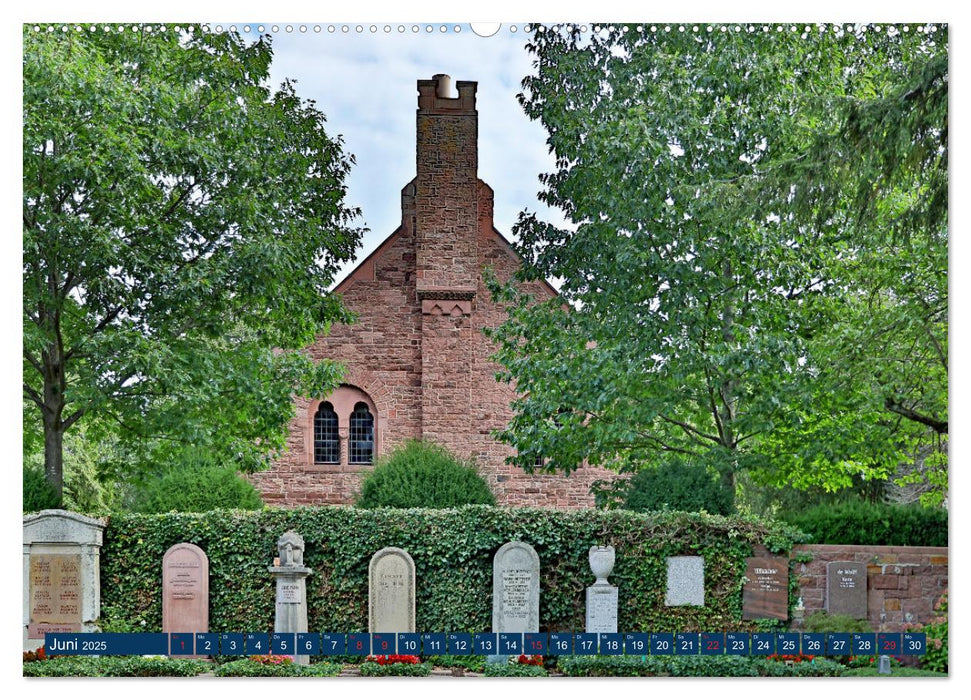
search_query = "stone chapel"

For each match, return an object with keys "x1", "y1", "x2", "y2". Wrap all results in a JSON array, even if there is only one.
[{"x1": 249, "y1": 75, "x2": 613, "y2": 508}]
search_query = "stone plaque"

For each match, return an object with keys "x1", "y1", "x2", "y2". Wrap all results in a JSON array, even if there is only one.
[
  {"x1": 585, "y1": 586, "x2": 619, "y2": 633},
  {"x1": 826, "y1": 561, "x2": 867, "y2": 618},
  {"x1": 162, "y1": 543, "x2": 209, "y2": 635},
  {"x1": 29, "y1": 554, "x2": 82, "y2": 625},
  {"x1": 493, "y1": 541, "x2": 540, "y2": 633},
  {"x1": 369, "y1": 547, "x2": 415, "y2": 633},
  {"x1": 742, "y1": 556, "x2": 789, "y2": 620},
  {"x1": 664, "y1": 556, "x2": 705, "y2": 606}
]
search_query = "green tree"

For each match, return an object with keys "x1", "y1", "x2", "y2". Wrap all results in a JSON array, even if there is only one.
[
  {"x1": 489, "y1": 24, "x2": 945, "y2": 495},
  {"x1": 23, "y1": 25, "x2": 363, "y2": 498}
]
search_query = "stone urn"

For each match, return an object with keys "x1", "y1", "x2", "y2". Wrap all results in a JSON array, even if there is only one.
[{"x1": 589, "y1": 545, "x2": 615, "y2": 585}]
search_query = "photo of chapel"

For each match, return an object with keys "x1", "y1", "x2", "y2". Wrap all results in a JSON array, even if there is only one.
[{"x1": 249, "y1": 75, "x2": 614, "y2": 508}]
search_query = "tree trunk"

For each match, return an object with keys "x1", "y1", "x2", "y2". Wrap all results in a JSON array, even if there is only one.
[
  {"x1": 41, "y1": 335, "x2": 67, "y2": 501},
  {"x1": 43, "y1": 412, "x2": 64, "y2": 500}
]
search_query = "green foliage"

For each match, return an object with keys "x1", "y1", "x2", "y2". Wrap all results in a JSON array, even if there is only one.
[
  {"x1": 556, "y1": 655, "x2": 843, "y2": 677},
  {"x1": 488, "y1": 23, "x2": 946, "y2": 501},
  {"x1": 23, "y1": 465, "x2": 61, "y2": 512},
  {"x1": 611, "y1": 462, "x2": 735, "y2": 515},
  {"x1": 213, "y1": 659, "x2": 341, "y2": 677},
  {"x1": 779, "y1": 502, "x2": 947, "y2": 546},
  {"x1": 918, "y1": 590, "x2": 948, "y2": 673},
  {"x1": 841, "y1": 667, "x2": 946, "y2": 677},
  {"x1": 356, "y1": 440, "x2": 496, "y2": 508},
  {"x1": 128, "y1": 453, "x2": 263, "y2": 514},
  {"x1": 426, "y1": 655, "x2": 487, "y2": 672},
  {"x1": 359, "y1": 662, "x2": 431, "y2": 677},
  {"x1": 22, "y1": 656, "x2": 209, "y2": 677},
  {"x1": 23, "y1": 24, "x2": 362, "y2": 497},
  {"x1": 801, "y1": 611, "x2": 873, "y2": 635},
  {"x1": 100, "y1": 506, "x2": 802, "y2": 635},
  {"x1": 483, "y1": 662, "x2": 548, "y2": 677}
]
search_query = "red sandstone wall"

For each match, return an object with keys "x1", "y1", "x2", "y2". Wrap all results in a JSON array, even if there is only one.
[{"x1": 792, "y1": 544, "x2": 948, "y2": 632}]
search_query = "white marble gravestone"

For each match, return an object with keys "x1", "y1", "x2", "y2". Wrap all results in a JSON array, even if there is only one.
[
  {"x1": 369, "y1": 547, "x2": 416, "y2": 633},
  {"x1": 492, "y1": 541, "x2": 540, "y2": 633},
  {"x1": 664, "y1": 556, "x2": 705, "y2": 606},
  {"x1": 586, "y1": 546, "x2": 618, "y2": 633}
]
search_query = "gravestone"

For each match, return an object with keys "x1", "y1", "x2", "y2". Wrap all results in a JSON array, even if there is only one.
[
  {"x1": 826, "y1": 561, "x2": 867, "y2": 618},
  {"x1": 664, "y1": 556, "x2": 705, "y2": 606},
  {"x1": 23, "y1": 510, "x2": 105, "y2": 651},
  {"x1": 586, "y1": 546, "x2": 618, "y2": 633},
  {"x1": 268, "y1": 531, "x2": 312, "y2": 664},
  {"x1": 492, "y1": 541, "x2": 540, "y2": 633},
  {"x1": 742, "y1": 556, "x2": 789, "y2": 620},
  {"x1": 162, "y1": 543, "x2": 209, "y2": 644},
  {"x1": 369, "y1": 547, "x2": 416, "y2": 633}
]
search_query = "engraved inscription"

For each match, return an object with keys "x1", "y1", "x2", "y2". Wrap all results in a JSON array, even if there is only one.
[
  {"x1": 29, "y1": 554, "x2": 83, "y2": 625},
  {"x1": 501, "y1": 568, "x2": 532, "y2": 619}
]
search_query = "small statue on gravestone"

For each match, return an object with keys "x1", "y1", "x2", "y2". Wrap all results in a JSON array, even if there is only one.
[{"x1": 276, "y1": 531, "x2": 305, "y2": 568}]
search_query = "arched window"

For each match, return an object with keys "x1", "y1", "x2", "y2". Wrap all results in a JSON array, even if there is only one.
[
  {"x1": 313, "y1": 402, "x2": 340, "y2": 464},
  {"x1": 349, "y1": 401, "x2": 375, "y2": 464}
]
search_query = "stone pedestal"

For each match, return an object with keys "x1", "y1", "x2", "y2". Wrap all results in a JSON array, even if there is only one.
[
  {"x1": 23, "y1": 510, "x2": 105, "y2": 652},
  {"x1": 269, "y1": 531, "x2": 312, "y2": 664}
]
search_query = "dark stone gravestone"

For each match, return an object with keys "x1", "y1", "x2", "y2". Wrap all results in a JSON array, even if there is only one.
[
  {"x1": 826, "y1": 560, "x2": 868, "y2": 618},
  {"x1": 742, "y1": 556, "x2": 789, "y2": 620}
]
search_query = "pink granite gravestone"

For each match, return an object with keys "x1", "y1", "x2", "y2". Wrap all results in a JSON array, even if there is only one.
[{"x1": 162, "y1": 543, "x2": 209, "y2": 645}]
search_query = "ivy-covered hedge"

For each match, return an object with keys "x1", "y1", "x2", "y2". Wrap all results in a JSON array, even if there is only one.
[
  {"x1": 779, "y1": 502, "x2": 947, "y2": 547},
  {"x1": 100, "y1": 506, "x2": 805, "y2": 634}
]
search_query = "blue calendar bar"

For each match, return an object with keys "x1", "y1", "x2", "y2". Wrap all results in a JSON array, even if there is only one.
[
  {"x1": 725, "y1": 632, "x2": 748, "y2": 655},
  {"x1": 297, "y1": 632, "x2": 320, "y2": 655},
  {"x1": 625, "y1": 633, "x2": 650, "y2": 655},
  {"x1": 371, "y1": 633, "x2": 395, "y2": 655},
  {"x1": 473, "y1": 633, "x2": 497, "y2": 655},
  {"x1": 398, "y1": 633, "x2": 422, "y2": 655},
  {"x1": 44, "y1": 633, "x2": 169, "y2": 656},
  {"x1": 346, "y1": 633, "x2": 370, "y2": 656},
  {"x1": 448, "y1": 633, "x2": 473, "y2": 655},
  {"x1": 41, "y1": 630, "x2": 925, "y2": 657},
  {"x1": 320, "y1": 633, "x2": 346, "y2": 655},
  {"x1": 195, "y1": 633, "x2": 219, "y2": 656}
]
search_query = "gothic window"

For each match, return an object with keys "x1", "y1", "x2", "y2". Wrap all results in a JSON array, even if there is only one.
[
  {"x1": 349, "y1": 402, "x2": 375, "y2": 464},
  {"x1": 313, "y1": 402, "x2": 340, "y2": 464}
]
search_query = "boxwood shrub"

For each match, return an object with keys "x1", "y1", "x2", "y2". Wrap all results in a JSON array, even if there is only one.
[
  {"x1": 557, "y1": 655, "x2": 843, "y2": 677},
  {"x1": 482, "y1": 662, "x2": 548, "y2": 677},
  {"x1": 359, "y1": 661, "x2": 431, "y2": 677},
  {"x1": 212, "y1": 659, "x2": 341, "y2": 677},
  {"x1": 779, "y1": 502, "x2": 947, "y2": 546},
  {"x1": 100, "y1": 505, "x2": 805, "y2": 635}
]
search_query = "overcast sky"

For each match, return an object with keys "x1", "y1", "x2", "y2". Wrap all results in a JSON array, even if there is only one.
[{"x1": 259, "y1": 25, "x2": 561, "y2": 285}]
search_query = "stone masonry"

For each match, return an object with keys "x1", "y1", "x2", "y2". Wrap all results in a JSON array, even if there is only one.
[
  {"x1": 792, "y1": 544, "x2": 948, "y2": 632},
  {"x1": 249, "y1": 75, "x2": 616, "y2": 508}
]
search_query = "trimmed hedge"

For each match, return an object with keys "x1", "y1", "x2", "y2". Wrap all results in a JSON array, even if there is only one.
[
  {"x1": 359, "y1": 661, "x2": 431, "y2": 677},
  {"x1": 556, "y1": 655, "x2": 844, "y2": 677},
  {"x1": 22, "y1": 656, "x2": 209, "y2": 677},
  {"x1": 779, "y1": 502, "x2": 947, "y2": 547},
  {"x1": 213, "y1": 659, "x2": 341, "y2": 677},
  {"x1": 99, "y1": 506, "x2": 804, "y2": 635},
  {"x1": 483, "y1": 663, "x2": 548, "y2": 677}
]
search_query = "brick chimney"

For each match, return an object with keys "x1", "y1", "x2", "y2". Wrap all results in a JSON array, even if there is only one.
[
  {"x1": 414, "y1": 74, "x2": 479, "y2": 296},
  {"x1": 413, "y1": 75, "x2": 478, "y2": 453}
]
